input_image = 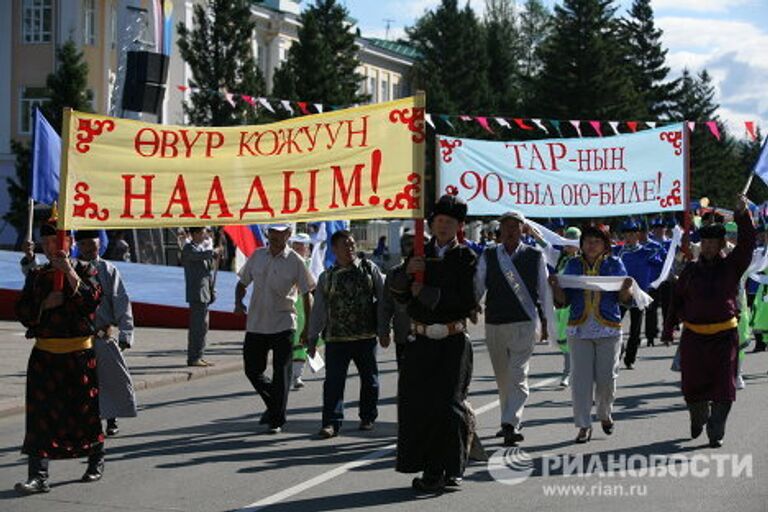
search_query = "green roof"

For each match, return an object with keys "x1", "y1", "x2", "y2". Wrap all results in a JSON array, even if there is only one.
[{"x1": 363, "y1": 38, "x2": 420, "y2": 60}]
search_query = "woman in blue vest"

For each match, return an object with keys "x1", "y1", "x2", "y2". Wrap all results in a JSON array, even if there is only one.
[{"x1": 549, "y1": 225, "x2": 633, "y2": 443}]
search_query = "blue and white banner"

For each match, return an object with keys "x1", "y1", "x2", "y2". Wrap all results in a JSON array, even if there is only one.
[{"x1": 437, "y1": 123, "x2": 686, "y2": 218}]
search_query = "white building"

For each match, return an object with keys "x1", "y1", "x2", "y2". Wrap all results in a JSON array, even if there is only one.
[{"x1": 0, "y1": 0, "x2": 416, "y2": 248}]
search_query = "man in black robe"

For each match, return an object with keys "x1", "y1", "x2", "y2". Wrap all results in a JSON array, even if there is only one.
[{"x1": 391, "y1": 195, "x2": 478, "y2": 493}]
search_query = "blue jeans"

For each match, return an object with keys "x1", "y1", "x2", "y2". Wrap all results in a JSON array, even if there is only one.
[{"x1": 322, "y1": 338, "x2": 379, "y2": 429}]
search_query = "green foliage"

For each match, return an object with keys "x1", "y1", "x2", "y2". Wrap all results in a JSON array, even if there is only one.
[
  {"x1": 272, "y1": 0, "x2": 368, "y2": 106},
  {"x1": 177, "y1": 0, "x2": 266, "y2": 126}
]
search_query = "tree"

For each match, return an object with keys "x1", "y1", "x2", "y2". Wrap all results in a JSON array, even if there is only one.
[
  {"x1": 272, "y1": 0, "x2": 368, "y2": 106},
  {"x1": 674, "y1": 69, "x2": 740, "y2": 206},
  {"x1": 484, "y1": 0, "x2": 521, "y2": 112},
  {"x1": 619, "y1": 0, "x2": 679, "y2": 118},
  {"x1": 4, "y1": 40, "x2": 92, "y2": 245},
  {"x1": 407, "y1": 0, "x2": 492, "y2": 114},
  {"x1": 177, "y1": 0, "x2": 266, "y2": 126},
  {"x1": 517, "y1": 0, "x2": 552, "y2": 111},
  {"x1": 42, "y1": 40, "x2": 94, "y2": 133},
  {"x1": 532, "y1": 0, "x2": 644, "y2": 120}
]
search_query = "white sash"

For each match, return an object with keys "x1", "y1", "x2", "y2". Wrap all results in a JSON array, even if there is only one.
[
  {"x1": 496, "y1": 245, "x2": 538, "y2": 323},
  {"x1": 556, "y1": 274, "x2": 653, "y2": 310},
  {"x1": 649, "y1": 226, "x2": 683, "y2": 289}
]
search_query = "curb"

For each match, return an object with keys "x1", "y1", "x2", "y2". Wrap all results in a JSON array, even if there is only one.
[{"x1": 0, "y1": 360, "x2": 244, "y2": 419}]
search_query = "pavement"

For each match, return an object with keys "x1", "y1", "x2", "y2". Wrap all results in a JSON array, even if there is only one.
[
  {"x1": 0, "y1": 320, "x2": 250, "y2": 418},
  {"x1": 1, "y1": 316, "x2": 767, "y2": 512}
]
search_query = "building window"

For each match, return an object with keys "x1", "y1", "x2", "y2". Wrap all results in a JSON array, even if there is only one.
[
  {"x1": 84, "y1": 0, "x2": 97, "y2": 45},
  {"x1": 368, "y1": 76, "x2": 377, "y2": 103},
  {"x1": 22, "y1": 0, "x2": 53, "y2": 43},
  {"x1": 19, "y1": 87, "x2": 48, "y2": 135},
  {"x1": 381, "y1": 75, "x2": 390, "y2": 102},
  {"x1": 392, "y1": 80, "x2": 401, "y2": 100},
  {"x1": 110, "y1": 2, "x2": 117, "y2": 49}
]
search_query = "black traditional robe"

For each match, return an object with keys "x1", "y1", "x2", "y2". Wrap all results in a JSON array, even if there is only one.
[
  {"x1": 392, "y1": 238, "x2": 477, "y2": 477},
  {"x1": 16, "y1": 260, "x2": 104, "y2": 459},
  {"x1": 664, "y1": 210, "x2": 756, "y2": 403}
]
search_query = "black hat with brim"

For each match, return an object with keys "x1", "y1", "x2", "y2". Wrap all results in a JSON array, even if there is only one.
[
  {"x1": 74, "y1": 229, "x2": 100, "y2": 241},
  {"x1": 429, "y1": 194, "x2": 468, "y2": 224},
  {"x1": 699, "y1": 224, "x2": 726, "y2": 240}
]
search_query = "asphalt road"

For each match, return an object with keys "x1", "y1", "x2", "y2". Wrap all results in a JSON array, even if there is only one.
[{"x1": 1, "y1": 337, "x2": 767, "y2": 512}]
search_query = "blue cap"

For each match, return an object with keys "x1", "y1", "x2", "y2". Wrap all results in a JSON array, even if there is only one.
[
  {"x1": 548, "y1": 218, "x2": 566, "y2": 230},
  {"x1": 650, "y1": 216, "x2": 665, "y2": 228},
  {"x1": 621, "y1": 219, "x2": 640, "y2": 233}
]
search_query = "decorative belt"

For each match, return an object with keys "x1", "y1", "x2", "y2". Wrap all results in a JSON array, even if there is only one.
[
  {"x1": 411, "y1": 321, "x2": 466, "y2": 340},
  {"x1": 95, "y1": 326, "x2": 114, "y2": 339},
  {"x1": 35, "y1": 336, "x2": 93, "y2": 354},
  {"x1": 683, "y1": 317, "x2": 738, "y2": 335}
]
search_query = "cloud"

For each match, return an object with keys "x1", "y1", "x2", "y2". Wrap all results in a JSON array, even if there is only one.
[
  {"x1": 651, "y1": 0, "x2": 754, "y2": 14},
  {"x1": 657, "y1": 16, "x2": 768, "y2": 134}
]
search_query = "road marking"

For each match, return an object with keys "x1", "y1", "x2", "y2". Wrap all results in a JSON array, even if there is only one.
[{"x1": 236, "y1": 376, "x2": 561, "y2": 512}]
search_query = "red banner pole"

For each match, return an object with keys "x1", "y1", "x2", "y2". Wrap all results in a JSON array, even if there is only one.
[
  {"x1": 54, "y1": 229, "x2": 67, "y2": 290},
  {"x1": 414, "y1": 218, "x2": 425, "y2": 283},
  {"x1": 682, "y1": 121, "x2": 692, "y2": 258}
]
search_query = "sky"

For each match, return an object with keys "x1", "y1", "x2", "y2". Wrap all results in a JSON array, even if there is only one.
[{"x1": 340, "y1": 0, "x2": 768, "y2": 138}]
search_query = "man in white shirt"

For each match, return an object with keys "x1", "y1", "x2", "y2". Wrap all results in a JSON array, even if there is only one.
[
  {"x1": 235, "y1": 224, "x2": 315, "y2": 434},
  {"x1": 474, "y1": 211, "x2": 555, "y2": 447}
]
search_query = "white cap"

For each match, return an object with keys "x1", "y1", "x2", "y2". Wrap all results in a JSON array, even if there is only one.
[
  {"x1": 290, "y1": 233, "x2": 311, "y2": 245},
  {"x1": 267, "y1": 223, "x2": 291, "y2": 232},
  {"x1": 498, "y1": 210, "x2": 526, "y2": 224}
]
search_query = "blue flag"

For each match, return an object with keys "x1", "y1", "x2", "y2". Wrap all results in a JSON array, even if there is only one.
[
  {"x1": 31, "y1": 109, "x2": 60, "y2": 205},
  {"x1": 754, "y1": 138, "x2": 768, "y2": 186}
]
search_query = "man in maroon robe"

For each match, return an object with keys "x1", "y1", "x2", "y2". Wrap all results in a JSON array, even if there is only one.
[{"x1": 663, "y1": 194, "x2": 755, "y2": 448}]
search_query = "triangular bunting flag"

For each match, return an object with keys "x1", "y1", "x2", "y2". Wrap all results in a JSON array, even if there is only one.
[
  {"x1": 258, "y1": 98, "x2": 275, "y2": 113},
  {"x1": 687, "y1": 121, "x2": 696, "y2": 133},
  {"x1": 706, "y1": 121, "x2": 721, "y2": 141},
  {"x1": 281, "y1": 100, "x2": 294, "y2": 115},
  {"x1": 647, "y1": 121, "x2": 657, "y2": 129},
  {"x1": 314, "y1": 103, "x2": 323, "y2": 113},
  {"x1": 495, "y1": 117, "x2": 511, "y2": 129},
  {"x1": 513, "y1": 118, "x2": 535, "y2": 131},
  {"x1": 438, "y1": 114, "x2": 455, "y2": 131},
  {"x1": 177, "y1": 85, "x2": 189, "y2": 92},
  {"x1": 297, "y1": 102, "x2": 311, "y2": 115},
  {"x1": 475, "y1": 116, "x2": 494, "y2": 134},
  {"x1": 224, "y1": 92, "x2": 236, "y2": 108},
  {"x1": 589, "y1": 121, "x2": 603, "y2": 137},
  {"x1": 627, "y1": 121, "x2": 638, "y2": 133},
  {"x1": 569, "y1": 120, "x2": 582, "y2": 137},
  {"x1": 608, "y1": 121, "x2": 620, "y2": 135},
  {"x1": 549, "y1": 120, "x2": 562, "y2": 136},
  {"x1": 425, "y1": 113, "x2": 435, "y2": 129},
  {"x1": 241, "y1": 95, "x2": 256, "y2": 106},
  {"x1": 745, "y1": 121, "x2": 757, "y2": 141},
  {"x1": 531, "y1": 119, "x2": 548, "y2": 133},
  {"x1": 459, "y1": 115, "x2": 473, "y2": 122}
]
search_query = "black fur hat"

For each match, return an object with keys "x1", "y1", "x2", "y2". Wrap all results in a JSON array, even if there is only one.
[{"x1": 429, "y1": 194, "x2": 468, "y2": 224}]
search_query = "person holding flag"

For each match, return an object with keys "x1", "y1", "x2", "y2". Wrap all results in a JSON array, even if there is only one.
[
  {"x1": 14, "y1": 218, "x2": 105, "y2": 494},
  {"x1": 662, "y1": 194, "x2": 755, "y2": 448},
  {"x1": 391, "y1": 194, "x2": 478, "y2": 492}
]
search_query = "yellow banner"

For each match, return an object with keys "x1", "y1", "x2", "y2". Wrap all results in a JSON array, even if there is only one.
[{"x1": 59, "y1": 96, "x2": 425, "y2": 229}]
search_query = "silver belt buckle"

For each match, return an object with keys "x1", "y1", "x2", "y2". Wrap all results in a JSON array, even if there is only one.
[{"x1": 426, "y1": 323, "x2": 449, "y2": 339}]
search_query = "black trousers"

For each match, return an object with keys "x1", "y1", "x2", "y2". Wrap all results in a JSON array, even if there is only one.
[
  {"x1": 622, "y1": 307, "x2": 644, "y2": 365},
  {"x1": 243, "y1": 331, "x2": 294, "y2": 428},
  {"x1": 646, "y1": 284, "x2": 670, "y2": 343}
]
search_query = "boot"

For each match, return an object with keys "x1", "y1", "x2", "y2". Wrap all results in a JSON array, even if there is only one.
[
  {"x1": 82, "y1": 452, "x2": 105, "y2": 483},
  {"x1": 706, "y1": 402, "x2": 732, "y2": 448},
  {"x1": 15, "y1": 457, "x2": 50, "y2": 495},
  {"x1": 687, "y1": 401, "x2": 710, "y2": 440}
]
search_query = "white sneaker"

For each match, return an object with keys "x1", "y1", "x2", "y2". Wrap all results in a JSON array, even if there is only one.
[
  {"x1": 736, "y1": 375, "x2": 746, "y2": 390},
  {"x1": 560, "y1": 374, "x2": 570, "y2": 387},
  {"x1": 292, "y1": 377, "x2": 305, "y2": 389}
]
